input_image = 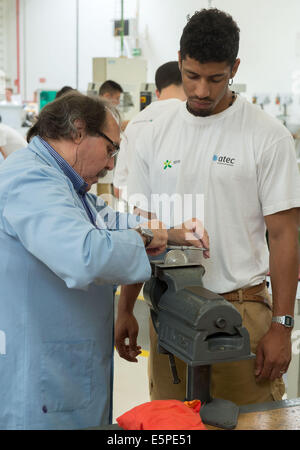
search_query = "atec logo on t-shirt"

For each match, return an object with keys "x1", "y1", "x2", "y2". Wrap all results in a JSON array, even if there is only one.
[{"x1": 213, "y1": 154, "x2": 236, "y2": 166}]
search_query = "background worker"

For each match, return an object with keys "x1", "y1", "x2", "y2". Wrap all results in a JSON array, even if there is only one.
[
  {"x1": 98, "y1": 80, "x2": 124, "y2": 197},
  {"x1": 115, "y1": 8, "x2": 300, "y2": 406},
  {"x1": 113, "y1": 61, "x2": 186, "y2": 200},
  {"x1": 99, "y1": 79, "x2": 123, "y2": 106},
  {"x1": 0, "y1": 91, "x2": 167, "y2": 429},
  {"x1": 0, "y1": 87, "x2": 19, "y2": 105},
  {"x1": 55, "y1": 85, "x2": 76, "y2": 98}
]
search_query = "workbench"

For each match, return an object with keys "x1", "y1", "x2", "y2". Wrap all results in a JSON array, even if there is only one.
[
  {"x1": 92, "y1": 398, "x2": 300, "y2": 431},
  {"x1": 206, "y1": 398, "x2": 300, "y2": 430}
]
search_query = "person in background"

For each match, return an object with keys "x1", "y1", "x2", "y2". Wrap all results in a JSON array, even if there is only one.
[
  {"x1": 99, "y1": 80, "x2": 123, "y2": 106},
  {"x1": 113, "y1": 61, "x2": 186, "y2": 200},
  {"x1": 0, "y1": 122, "x2": 27, "y2": 160},
  {"x1": 97, "y1": 81, "x2": 124, "y2": 197},
  {"x1": 116, "y1": 8, "x2": 300, "y2": 406},
  {"x1": 0, "y1": 91, "x2": 167, "y2": 429},
  {"x1": 55, "y1": 85, "x2": 76, "y2": 99},
  {"x1": 0, "y1": 87, "x2": 19, "y2": 105}
]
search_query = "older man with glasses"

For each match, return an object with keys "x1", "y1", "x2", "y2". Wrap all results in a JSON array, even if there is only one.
[{"x1": 0, "y1": 91, "x2": 167, "y2": 430}]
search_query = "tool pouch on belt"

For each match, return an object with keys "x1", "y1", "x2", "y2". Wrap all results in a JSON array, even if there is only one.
[{"x1": 221, "y1": 280, "x2": 272, "y2": 310}]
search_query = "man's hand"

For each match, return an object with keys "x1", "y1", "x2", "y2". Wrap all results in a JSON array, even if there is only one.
[
  {"x1": 255, "y1": 323, "x2": 292, "y2": 381},
  {"x1": 168, "y1": 218, "x2": 210, "y2": 258},
  {"x1": 256, "y1": 208, "x2": 299, "y2": 381},
  {"x1": 115, "y1": 311, "x2": 141, "y2": 362},
  {"x1": 137, "y1": 219, "x2": 168, "y2": 256},
  {"x1": 115, "y1": 284, "x2": 143, "y2": 363}
]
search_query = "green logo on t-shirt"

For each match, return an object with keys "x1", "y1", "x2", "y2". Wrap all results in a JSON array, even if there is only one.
[{"x1": 163, "y1": 160, "x2": 172, "y2": 169}]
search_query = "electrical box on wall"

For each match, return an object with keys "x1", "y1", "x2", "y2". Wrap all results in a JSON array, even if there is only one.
[
  {"x1": 140, "y1": 82, "x2": 157, "y2": 111},
  {"x1": 92, "y1": 57, "x2": 147, "y2": 121},
  {"x1": 114, "y1": 19, "x2": 129, "y2": 36},
  {"x1": 113, "y1": 18, "x2": 137, "y2": 38}
]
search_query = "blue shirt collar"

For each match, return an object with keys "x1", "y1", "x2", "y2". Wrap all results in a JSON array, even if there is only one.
[{"x1": 38, "y1": 136, "x2": 88, "y2": 195}]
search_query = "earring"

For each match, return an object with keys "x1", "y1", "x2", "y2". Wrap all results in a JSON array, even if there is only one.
[{"x1": 229, "y1": 78, "x2": 233, "y2": 86}]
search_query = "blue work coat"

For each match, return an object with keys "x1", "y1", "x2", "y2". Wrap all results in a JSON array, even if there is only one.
[{"x1": 0, "y1": 137, "x2": 151, "y2": 429}]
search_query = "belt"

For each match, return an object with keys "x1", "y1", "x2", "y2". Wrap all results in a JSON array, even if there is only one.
[{"x1": 221, "y1": 281, "x2": 272, "y2": 308}]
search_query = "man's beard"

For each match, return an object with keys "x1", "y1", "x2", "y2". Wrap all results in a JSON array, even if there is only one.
[
  {"x1": 186, "y1": 101, "x2": 213, "y2": 117},
  {"x1": 97, "y1": 168, "x2": 108, "y2": 178}
]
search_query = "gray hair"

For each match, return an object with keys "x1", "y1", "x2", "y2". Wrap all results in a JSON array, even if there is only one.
[{"x1": 27, "y1": 91, "x2": 121, "y2": 143}]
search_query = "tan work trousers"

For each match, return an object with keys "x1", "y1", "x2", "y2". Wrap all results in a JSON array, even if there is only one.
[{"x1": 148, "y1": 286, "x2": 285, "y2": 405}]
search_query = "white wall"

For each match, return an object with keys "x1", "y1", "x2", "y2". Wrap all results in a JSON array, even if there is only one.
[
  {"x1": 21, "y1": 0, "x2": 77, "y2": 100},
  {"x1": 12, "y1": 0, "x2": 300, "y2": 118},
  {"x1": 5, "y1": 0, "x2": 17, "y2": 87},
  {"x1": 1, "y1": 0, "x2": 17, "y2": 91},
  {"x1": 20, "y1": 0, "x2": 139, "y2": 99},
  {"x1": 77, "y1": 0, "x2": 138, "y2": 92}
]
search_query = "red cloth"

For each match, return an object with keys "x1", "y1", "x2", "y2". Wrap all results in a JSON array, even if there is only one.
[
  {"x1": 184, "y1": 399, "x2": 202, "y2": 413},
  {"x1": 116, "y1": 399, "x2": 206, "y2": 430}
]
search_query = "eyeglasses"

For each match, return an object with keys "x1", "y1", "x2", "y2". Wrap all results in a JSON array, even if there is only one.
[{"x1": 97, "y1": 131, "x2": 120, "y2": 159}]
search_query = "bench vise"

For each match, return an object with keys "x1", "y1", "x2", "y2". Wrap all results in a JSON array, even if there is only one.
[{"x1": 143, "y1": 248, "x2": 255, "y2": 429}]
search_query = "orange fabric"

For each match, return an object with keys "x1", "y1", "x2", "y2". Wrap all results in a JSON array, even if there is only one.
[
  {"x1": 116, "y1": 400, "x2": 206, "y2": 430},
  {"x1": 184, "y1": 399, "x2": 201, "y2": 413}
]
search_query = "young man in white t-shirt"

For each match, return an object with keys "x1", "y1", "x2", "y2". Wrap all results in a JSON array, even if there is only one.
[
  {"x1": 113, "y1": 61, "x2": 186, "y2": 200},
  {"x1": 115, "y1": 8, "x2": 300, "y2": 406}
]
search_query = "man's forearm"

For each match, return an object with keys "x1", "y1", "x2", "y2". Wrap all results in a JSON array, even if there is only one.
[
  {"x1": 269, "y1": 229, "x2": 299, "y2": 317},
  {"x1": 117, "y1": 283, "x2": 144, "y2": 314},
  {"x1": 254, "y1": 214, "x2": 299, "y2": 382},
  {"x1": 167, "y1": 228, "x2": 180, "y2": 245}
]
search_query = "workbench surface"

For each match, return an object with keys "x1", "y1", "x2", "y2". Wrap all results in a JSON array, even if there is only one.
[
  {"x1": 206, "y1": 398, "x2": 300, "y2": 430},
  {"x1": 89, "y1": 398, "x2": 300, "y2": 431}
]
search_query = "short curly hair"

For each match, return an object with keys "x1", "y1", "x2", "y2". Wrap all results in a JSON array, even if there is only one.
[{"x1": 180, "y1": 8, "x2": 240, "y2": 67}]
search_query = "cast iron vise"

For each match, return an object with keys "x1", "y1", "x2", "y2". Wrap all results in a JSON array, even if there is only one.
[{"x1": 143, "y1": 247, "x2": 255, "y2": 430}]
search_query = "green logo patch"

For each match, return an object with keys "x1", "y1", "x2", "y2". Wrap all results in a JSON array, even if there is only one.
[{"x1": 163, "y1": 160, "x2": 172, "y2": 170}]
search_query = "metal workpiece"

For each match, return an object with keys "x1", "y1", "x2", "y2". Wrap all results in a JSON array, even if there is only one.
[{"x1": 144, "y1": 247, "x2": 254, "y2": 429}]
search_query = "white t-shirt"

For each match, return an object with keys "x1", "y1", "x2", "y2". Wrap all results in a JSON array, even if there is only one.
[
  {"x1": 113, "y1": 99, "x2": 183, "y2": 194},
  {"x1": 0, "y1": 123, "x2": 27, "y2": 157},
  {"x1": 127, "y1": 95, "x2": 300, "y2": 293}
]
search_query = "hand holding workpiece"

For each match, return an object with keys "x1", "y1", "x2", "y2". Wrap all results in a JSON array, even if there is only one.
[{"x1": 167, "y1": 218, "x2": 210, "y2": 258}]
